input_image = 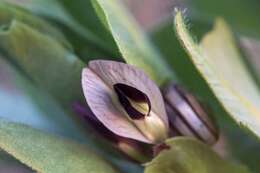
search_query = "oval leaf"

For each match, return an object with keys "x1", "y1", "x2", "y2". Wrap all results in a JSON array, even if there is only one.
[
  {"x1": 144, "y1": 137, "x2": 250, "y2": 173},
  {"x1": 19, "y1": 0, "x2": 120, "y2": 59},
  {"x1": 0, "y1": 2, "x2": 91, "y2": 143},
  {"x1": 59, "y1": 0, "x2": 118, "y2": 55},
  {"x1": 0, "y1": 119, "x2": 119, "y2": 173},
  {"x1": 174, "y1": 10, "x2": 260, "y2": 138},
  {"x1": 0, "y1": 58, "x2": 85, "y2": 140},
  {"x1": 0, "y1": 3, "x2": 126, "y2": 166},
  {"x1": 94, "y1": 0, "x2": 174, "y2": 85},
  {"x1": 0, "y1": 2, "x2": 71, "y2": 49},
  {"x1": 0, "y1": 4, "x2": 84, "y2": 108}
]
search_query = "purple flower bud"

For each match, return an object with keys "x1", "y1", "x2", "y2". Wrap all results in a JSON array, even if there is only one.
[
  {"x1": 72, "y1": 102, "x2": 152, "y2": 163},
  {"x1": 81, "y1": 60, "x2": 169, "y2": 144}
]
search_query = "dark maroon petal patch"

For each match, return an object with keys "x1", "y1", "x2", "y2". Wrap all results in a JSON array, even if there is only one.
[{"x1": 113, "y1": 83, "x2": 151, "y2": 120}]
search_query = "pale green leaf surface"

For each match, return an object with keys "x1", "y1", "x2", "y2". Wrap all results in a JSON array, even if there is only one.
[
  {"x1": 0, "y1": 1, "x2": 71, "y2": 49},
  {"x1": 8, "y1": 0, "x2": 122, "y2": 61},
  {"x1": 151, "y1": 16, "x2": 260, "y2": 173},
  {"x1": 20, "y1": 0, "x2": 120, "y2": 59},
  {"x1": 201, "y1": 19, "x2": 260, "y2": 119},
  {"x1": 0, "y1": 5, "x2": 142, "y2": 173},
  {"x1": 174, "y1": 11, "x2": 260, "y2": 138},
  {"x1": 0, "y1": 119, "x2": 119, "y2": 173},
  {"x1": 0, "y1": 15, "x2": 84, "y2": 109},
  {"x1": 0, "y1": 57, "x2": 86, "y2": 141},
  {"x1": 59, "y1": 0, "x2": 118, "y2": 56},
  {"x1": 0, "y1": 1, "x2": 91, "y2": 140},
  {"x1": 144, "y1": 137, "x2": 249, "y2": 173},
  {"x1": 0, "y1": 2, "x2": 89, "y2": 142},
  {"x1": 95, "y1": 0, "x2": 174, "y2": 85}
]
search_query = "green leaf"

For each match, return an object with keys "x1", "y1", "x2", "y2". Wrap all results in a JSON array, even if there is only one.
[
  {"x1": 151, "y1": 15, "x2": 260, "y2": 173},
  {"x1": 187, "y1": 0, "x2": 260, "y2": 39},
  {"x1": 0, "y1": 3, "x2": 84, "y2": 109},
  {"x1": 150, "y1": 19, "x2": 212, "y2": 88},
  {"x1": 0, "y1": 1, "x2": 71, "y2": 49},
  {"x1": 0, "y1": 1, "x2": 90, "y2": 141},
  {"x1": 59, "y1": 0, "x2": 119, "y2": 55},
  {"x1": 0, "y1": 2, "x2": 92, "y2": 144},
  {"x1": 0, "y1": 5, "x2": 140, "y2": 171},
  {"x1": 174, "y1": 10, "x2": 260, "y2": 138},
  {"x1": 0, "y1": 57, "x2": 85, "y2": 140},
  {"x1": 144, "y1": 137, "x2": 250, "y2": 173},
  {"x1": 0, "y1": 119, "x2": 119, "y2": 173},
  {"x1": 20, "y1": 0, "x2": 120, "y2": 60},
  {"x1": 94, "y1": 0, "x2": 175, "y2": 85}
]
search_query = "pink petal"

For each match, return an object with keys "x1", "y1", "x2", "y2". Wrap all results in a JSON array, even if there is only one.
[
  {"x1": 82, "y1": 67, "x2": 150, "y2": 143},
  {"x1": 82, "y1": 60, "x2": 168, "y2": 143},
  {"x1": 88, "y1": 60, "x2": 168, "y2": 128}
]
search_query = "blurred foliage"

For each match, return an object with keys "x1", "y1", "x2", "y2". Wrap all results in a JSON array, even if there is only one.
[
  {"x1": 175, "y1": 11, "x2": 260, "y2": 139},
  {"x1": 0, "y1": 0, "x2": 259, "y2": 173},
  {"x1": 0, "y1": 57, "x2": 86, "y2": 141},
  {"x1": 20, "y1": 0, "x2": 121, "y2": 61},
  {"x1": 151, "y1": 9, "x2": 260, "y2": 173},
  {"x1": 60, "y1": 0, "x2": 118, "y2": 55},
  {"x1": 0, "y1": 1, "x2": 141, "y2": 173},
  {"x1": 94, "y1": 0, "x2": 175, "y2": 85},
  {"x1": 0, "y1": 1, "x2": 90, "y2": 140},
  {"x1": 0, "y1": 119, "x2": 119, "y2": 173},
  {"x1": 145, "y1": 138, "x2": 249, "y2": 173},
  {"x1": 187, "y1": 0, "x2": 260, "y2": 39}
]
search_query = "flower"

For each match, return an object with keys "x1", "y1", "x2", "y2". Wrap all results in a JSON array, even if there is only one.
[
  {"x1": 72, "y1": 102, "x2": 152, "y2": 163},
  {"x1": 81, "y1": 60, "x2": 169, "y2": 144}
]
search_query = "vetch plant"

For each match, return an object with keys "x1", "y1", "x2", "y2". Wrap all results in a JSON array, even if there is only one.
[
  {"x1": 79, "y1": 60, "x2": 218, "y2": 162},
  {"x1": 81, "y1": 60, "x2": 168, "y2": 144},
  {"x1": 0, "y1": 0, "x2": 259, "y2": 173}
]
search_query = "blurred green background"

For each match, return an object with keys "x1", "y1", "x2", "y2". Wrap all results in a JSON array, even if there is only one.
[{"x1": 0, "y1": 0, "x2": 259, "y2": 173}]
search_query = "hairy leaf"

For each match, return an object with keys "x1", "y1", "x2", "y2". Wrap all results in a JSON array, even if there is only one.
[
  {"x1": 0, "y1": 119, "x2": 119, "y2": 173},
  {"x1": 174, "y1": 10, "x2": 260, "y2": 138},
  {"x1": 151, "y1": 13, "x2": 260, "y2": 173},
  {"x1": 145, "y1": 138, "x2": 249, "y2": 173}
]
